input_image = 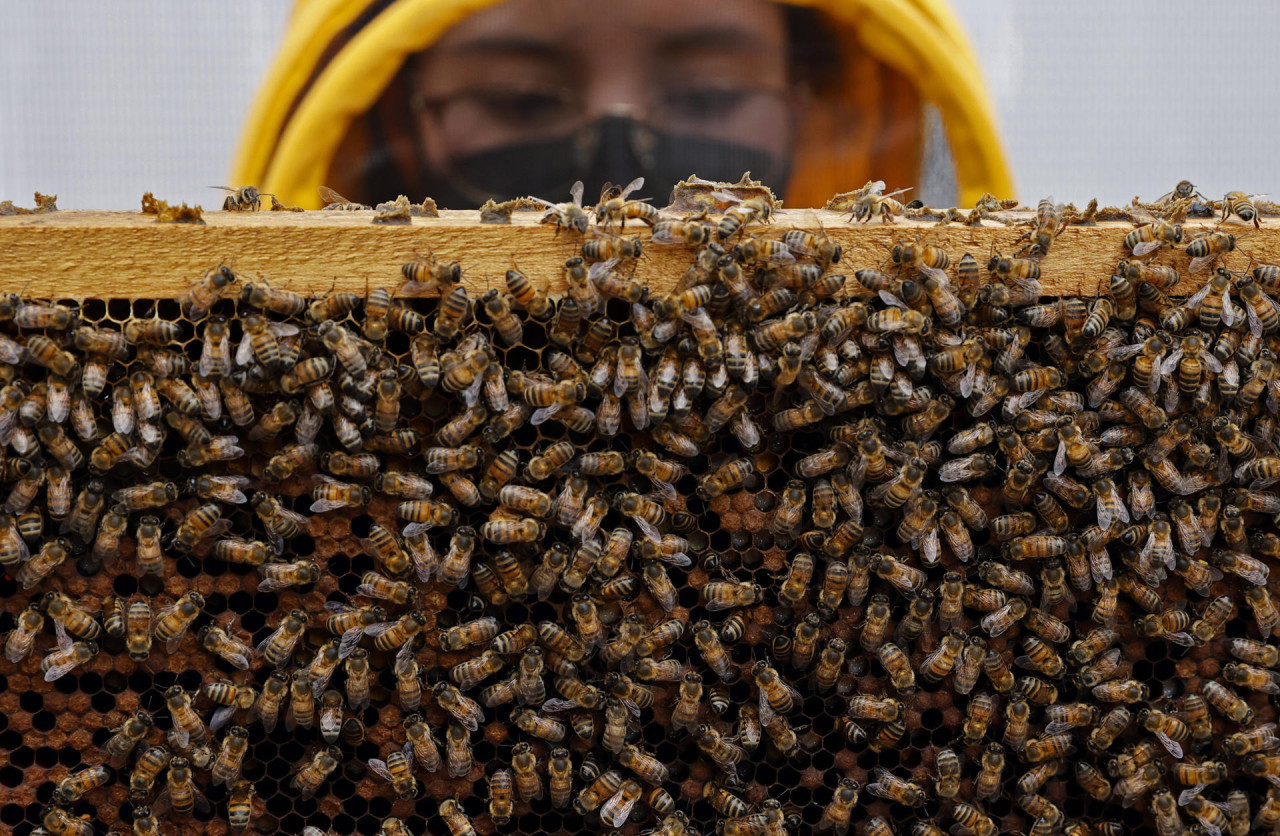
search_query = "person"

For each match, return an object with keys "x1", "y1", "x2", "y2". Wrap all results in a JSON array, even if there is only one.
[{"x1": 232, "y1": 0, "x2": 1012, "y2": 210}]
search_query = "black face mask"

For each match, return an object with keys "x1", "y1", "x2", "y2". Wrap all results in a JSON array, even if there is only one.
[{"x1": 417, "y1": 115, "x2": 791, "y2": 209}]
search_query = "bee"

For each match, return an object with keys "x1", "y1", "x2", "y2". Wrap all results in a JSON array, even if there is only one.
[
  {"x1": 971, "y1": 742, "x2": 1005, "y2": 801},
  {"x1": 507, "y1": 647, "x2": 544, "y2": 705},
  {"x1": 291, "y1": 746, "x2": 341, "y2": 799},
  {"x1": 1092, "y1": 678, "x2": 1149, "y2": 703},
  {"x1": 783, "y1": 215, "x2": 843, "y2": 268},
  {"x1": 430, "y1": 799, "x2": 476, "y2": 836},
  {"x1": 13, "y1": 535, "x2": 66, "y2": 589},
  {"x1": 1190, "y1": 594, "x2": 1233, "y2": 645},
  {"x1": 1124, "y1": 220, "x2": 1184, "y2": 256},
  {"x1": 369, "y1": 748, "x2": 418, "y2": 800},
  {"x1": 283, "y1": 669, "x2": 316, "y2": 732},
  {"x1": 980, "y1": 596, "x2": 1029, "y2": 637},
  {"x1": 218, "y1": 780, "x2": 255, "y2": 833},
  {"x1": 1186, "y1": 230, "x2": 1236, "y2": 273},
  {"x1": 511, "y1": 706, "x2": 565, "y2": 743},
  {"x1": 152, "y1": 591, "x2": 204, "y2": 652},
  {"x1": 397, "y1": 715, "x2": 442, "y2": 774},
  {"x1": 753, "y1": 662, "x2": 800, "y2": 715},
  {"x1": 1224, "y1": 661, "x2": 1280, "y2": 694},
  {"x1": 699, "y1": 577, "x2": 761, "y2": 611},
  {"x1": 314, "y1": 688, "x2": 344, "y2": 743},
  {"x1": 867, "y1": 768, "x2": 926, "y2": 806},
  {"x1": 713, "y1": 191, "x2": 774, "y2": 239},
  {"x1": 1003, "y1": 692, "x2": 1031, "y2": 750},
  {"x1": 441, "y1": 616, "x2": 500, "y2": 652},
  {"x1": 41, "y1": 806, "x2": 94, "y2": 836},
  {"x1": 164, "y1": 685, "x2": 207, "y2": 749},
  {"x1": 433, "y1": 681, "x2": 486, "y2": 731},
  {"x1": 663, "y1": 671, "x2": 705, "y2": 733},
  {"x1": 126, "y1": 743, "x2": 171, "y2": 802},
  {"x1": 1179, "y1": 795, "x2": 1232, "y2": 836},
  {"x1": 53, "y1": 765, "x2": 111, "y2": 804},
  {"x1": 256, "y1": 609, "x2": 308, "y2": 668},
  {"x1": 851, "y1": 182, "x2": 911, "y2": 223},
  {"x1": 256, "y1": 559, "x2": 320, "y2": 591},
  {"x1": 872, "y1": 641, "x2": 916, "y2": 694},
  {"x1": 372, "y1": 609, "x2": 427, "y2": 655},
  {"x1": 207, "y1": 725, "x2": 250, "y2": 788},
  {"x1": 815, "y1": 778, "x2": 859, "y2": 836},
  {"x1": 199, "y1": 621, "x2": 255, "y2": 670},
  {"x1": 4, "y1": 603, "x2": 44, "y2": 663},
  {"x1": 343, "y1": 648, "x2": 371, "y2": 710}
]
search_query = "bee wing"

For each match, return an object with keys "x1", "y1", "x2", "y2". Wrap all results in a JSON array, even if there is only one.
[
  {"x1": 367, "y1": 759, "x2": 394, "y2": 782},
  {"x1": 255, "y1": 577, "x2": 293, "y2": 592},
  {"x1": 530, "y1": 403, "x2": 563, "y2": 426},
  {"x1": 210, "y1": 704, "x2": 238, "y2": 732},
  {"x1": 338, "y1": 627, "x2": 368, "y2": 658},
  {"x1": 255, "y1": 626, "x2": 283, "y2": 654},
  {"x1": 165, "y1": 630, "x2": 190, "y2": 654},
  {"x1": 647, "y1": 478, "x2": 678, "y2": 503},
  {"x1": 1177, "y1": 785, "x2": 1208, "y2": 807},
  {"x1": 1013, "y1": 655, "x2": 1040, "y2": 671},
  {"x1": 958, "y1": 364, "x2": 977, "y2": 399},
  {"x1": 630, "y1": 516, "x2": 663, "y2": 545},
  {"x1": 311, "y1": 670, "x2": 334, "y2": 698},
  {"x1": 659, "y1": 549, "x2": 692, "y2": 568},
  {"x1": 878, "y1": 289, "x2": 908, "y2": 310},
  {"x1": 865, "y1": 782, "x2": 895, "y2": 801},
  {"x1": 920, "y1": 264, "x2": 948, "y2": 284},
  {"x1": 1131, "y1": 241, "x2": 1162, "y2": 257},
  {"x1": 618, "y1": 176, "x2": 645, "y2": 200},
  {"x1": 1193, "y1": 810, "x2": 1224, "y2": 836},
  {"x1": 1189, "y1": 255, "x2": 1217, "y2": 275},
  {"x1": 152, "y1": 786, "x2": 173, "y2": 816},
  {"x1": 395, "y1": 639, "x2": 415, "y2": 667},
  {"x1": 1222, "y1": 291, "x2": 1238, "y2": 327},
  {"x1": 451, "y1": 707, "x2": 480, "y2": 733},
  {"x1": 608, "y1": 792, "x2": 639, "y2": 826},
  {"x1": 311, "y1": 498, "x2": 351, "y2": 513},
  {"x1": 269, "y1": 322, "x2": 300, "y2": 337},
  {"x1": 569, "y1": 180, "x2": 585, "y2": 207},
  {"x1": 410, "y1": 549, "x2": 436, "y2": 584},
  {"x1": 200, "y1": 340, "x2": 220, "y2": 378},
  {"x1": 234, "y1": 334, "x2": 257, "y2": 368},
  {"x1": 982, "y1": 612, "x2": 1013, "y2": 638},
  {"x1": 1107, "y1": 343, "x2": 1146, "y2": 360},
  {"x1": 225, "y1": 650, "x2": 250, "y2": 670},
  {"x1": 203, "y1": 518, "x2": 233, "y2": 542},
  {"x1": 54, "y1": 619, "x2": 72, "y2": 650},
  {"x1": 462, "y1": 373, "x2": 484, "y2": 408},
  {"x1": 1053, "y1": 441, "x2": 1068, "y2": 477},
  {"x1": 541, "y1": 698, "x2": 579, "y2": 713},
  {"x1": 587, "y1": 258, "x2": 619, "y2": 282},
  {"x1": 1151, "y1": 730, "x2": 1183, "y2": 759},
  {"x1": 43, "y1": 657, "x2": 80, "y2": 682}
]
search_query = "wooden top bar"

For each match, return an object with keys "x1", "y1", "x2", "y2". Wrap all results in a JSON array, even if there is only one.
[{"x1": 0, "y1": 209, "x2": 1273, "y2": 299}]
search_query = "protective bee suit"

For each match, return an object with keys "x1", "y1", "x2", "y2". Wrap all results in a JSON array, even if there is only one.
[{"x1": 231, "y1": 0, "x2": 1013, "y2": 209}]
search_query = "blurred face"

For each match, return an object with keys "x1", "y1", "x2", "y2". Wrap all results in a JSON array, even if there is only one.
[{"x1": 410, "y1": 0, "x2": 802, "y2": 203}]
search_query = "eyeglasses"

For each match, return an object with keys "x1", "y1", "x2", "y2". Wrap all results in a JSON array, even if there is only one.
[{"x1": 413, "y1": 81, "x2": 791, "y2": 149}]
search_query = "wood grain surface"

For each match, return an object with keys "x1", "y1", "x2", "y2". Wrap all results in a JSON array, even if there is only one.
[{"x1": 0, "y1": 209, "x2": 1273, "y2": 299}]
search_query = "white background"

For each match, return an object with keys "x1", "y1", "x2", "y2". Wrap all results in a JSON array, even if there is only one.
[{"x1": 2, "y1": 1, "x2": 1276, "y2": 209}]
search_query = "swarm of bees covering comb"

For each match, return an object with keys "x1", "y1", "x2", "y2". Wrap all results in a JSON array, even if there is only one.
[{"x1": 4, "y1": 180, "x2": 1280, "y2": 836}]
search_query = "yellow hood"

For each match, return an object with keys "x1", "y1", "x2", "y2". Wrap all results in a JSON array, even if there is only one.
[{"x1": 232, "y1": 0, "x2": 1013, "y2": 209}]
